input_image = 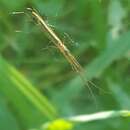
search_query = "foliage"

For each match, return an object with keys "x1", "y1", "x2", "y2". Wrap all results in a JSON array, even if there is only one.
[{"x1": 0, "y1": 0, "x2": 130, "y2": 130}]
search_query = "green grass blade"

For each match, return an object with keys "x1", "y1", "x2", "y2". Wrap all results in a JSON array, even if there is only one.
[
  {"x1": 53, "y1": 30, "x2": 130, "y2": 111},
  {"x1": 0, "y1": 55, "x2": 57, "y2": 121}
]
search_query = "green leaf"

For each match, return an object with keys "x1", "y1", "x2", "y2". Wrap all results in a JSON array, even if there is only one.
[{"x1": 0, "y1": 55, "x2": 57, "y2": 128}]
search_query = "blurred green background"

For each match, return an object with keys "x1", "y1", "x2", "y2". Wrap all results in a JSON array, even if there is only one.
[{"x1": 0, "y1": 0, "x2": 130, "y2": 130}]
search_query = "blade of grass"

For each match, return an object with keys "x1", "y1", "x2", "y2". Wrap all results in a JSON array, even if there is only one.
[
  {"x1": 68, "y1": 110, "x2": 130, "y2": 123},
  {"x1": 90, "y1": 0, "x2": 107, "y2": 49},
  {"x1": 0, "y1": 55, "x2": 57, "y2": 121},
  {"x1": 65, "y1": 30, "x2": 130, "y2": 91},
  {"x1": 42, "y1": 110, "x2": 130, "y2": 129},
  {"x1": 52, "y1": 30, "x2": 130, "y2": 111}
]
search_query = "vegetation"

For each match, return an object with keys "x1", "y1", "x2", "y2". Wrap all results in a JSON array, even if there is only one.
[{"x1": 0, "y1": 0, "x2": 130, "y2": 130}]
